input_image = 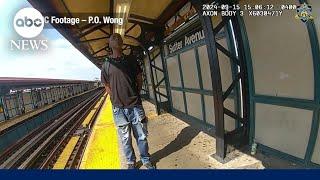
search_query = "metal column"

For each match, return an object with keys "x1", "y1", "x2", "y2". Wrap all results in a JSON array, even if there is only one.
[{"x1": 191, "y1": 0, "x2": 250, "y2": 162}]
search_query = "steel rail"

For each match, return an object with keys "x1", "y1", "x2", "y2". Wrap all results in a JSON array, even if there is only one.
[
  {"x1": 18, "y1": 90, "x2": 103, "y2": 169},
  {"x1": 39, "y1": 93, "x2": 105, "y2": 169},
  {"x1": 0, "y1": 89, "x2": 103, "y2": 169},
  {"x1": 66, "y1": 95, "x2": 106, "y2": 169}
]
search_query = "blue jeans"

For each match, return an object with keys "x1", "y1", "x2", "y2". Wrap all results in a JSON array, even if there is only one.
[{"x1": 112, "y1": 105, "x2": 151, "y2": 165}]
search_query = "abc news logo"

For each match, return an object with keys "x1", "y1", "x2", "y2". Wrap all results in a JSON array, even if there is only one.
[
  {"x1": 11, "y1": 8, "x2": 48, "y2": 51},
  {"x1": 15, "y1": 16, "x2": 42, "y2": 28}
]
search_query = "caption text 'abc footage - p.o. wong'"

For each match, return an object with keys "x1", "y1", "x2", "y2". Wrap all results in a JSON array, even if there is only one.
[{"x1": 43, "y1": 16, "x2": 124, "y2": 26}]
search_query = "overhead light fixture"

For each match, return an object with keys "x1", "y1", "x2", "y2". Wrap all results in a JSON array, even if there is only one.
[
  {"x1": 114, "y1": 0, "x2": 132, "y2": 36},
  {"x1": 174, "y1": 22, "x2": 186, "y2": 31},
  {"x1": 188, "y1": 13, "x2": 197, "y2": 20},
  {"x1": 118, "y1": 4, "x2": 122, "y2": 13}
]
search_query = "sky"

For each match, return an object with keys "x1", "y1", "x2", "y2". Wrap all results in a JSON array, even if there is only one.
[{"x1": 0, "y1": 0, "x2": 101, "y2": 81}]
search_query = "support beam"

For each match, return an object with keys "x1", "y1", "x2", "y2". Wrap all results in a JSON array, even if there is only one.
[
  {"x1": 77, "y1": 36, "x2": 109, "y2": 44},
  {"x1": 223, "y1": 107, "x2": 245, "y2": 124},
  {"x1": 129, "y1": 14, "x2": 156, "y2": 24},
  {"x1": 213, "y1": 17, "x2": 231, "y2": 35},
  {"x1": 155, "y1": 78, "x2": 165, "y2": 88},
  {"x1": 77, "y1": 24, "x2": 108, "y2": 39},
  {"x1": 99, "y1": 28, "x2": 110, "y2": 36},
  {"x1": 125, "y1": 23, "x2": 137, "y2": 35},
  {"x1": 230, "y1": 15, "x2": 250, "y2": 142},
  {"x1": 160, "y1": 45, "x2": 173, "y2": 112},
  {"x1": 124, "y1": 34, "x2": 139, "y2": 41},
  {"x1": 95, "y1": 55, "x2": 108, "y2": 59},
  {"x1": 146, "y1": 50, "x2": 160, "y2": 114},
  {"x1": 300, "y1": 0, "x2": 320, "y2": 167},
  {"x1": 139, "y1": 55, "x2": 150, "y2": 99},
  {"x1": 151, "y1": 64, "x2": 164, "y2": 72},
  {"x1": 223, "y1": 73, "x2": 241, "y2": 101},
  {"x1": 154, "y1": 90, "x2": 167, "y2": 98},
  {"x1": 191, "y1": 0, "x2": 225, "y2": 160},
  {"x1": 27, "y1": 0, "x2": 101, "y2": 69},
  {"x1": 122, "y1": 45, "x2": 131, "y2": 51},
  {"x1": 150, "y1": 52, "x2": 161, "y2": 61},
  {"x1": 216, "y1": 42, "x2": 240, "y2": 65},
  {"x1": 157, "y1": 0, "x2": 189, "y2": 25},
  {"x1": 92, "y1": 46, "x2": 108, "y2": 56}
]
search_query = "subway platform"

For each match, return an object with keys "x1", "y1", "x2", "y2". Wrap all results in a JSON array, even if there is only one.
[{"x1": 78, "y1": 97, "x2": 300, "y2": 169}]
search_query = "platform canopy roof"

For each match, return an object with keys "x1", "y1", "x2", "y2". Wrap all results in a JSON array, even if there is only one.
[{"x1": 27, "y1": 0, "x2": 189, "y2": 68}]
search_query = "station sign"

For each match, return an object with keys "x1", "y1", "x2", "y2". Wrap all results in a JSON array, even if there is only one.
[{"x1": 166, "y1": 27, "x2": 205, "y2": 55}]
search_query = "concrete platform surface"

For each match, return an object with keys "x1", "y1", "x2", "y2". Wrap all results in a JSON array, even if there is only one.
[
  {"x1": 84, "y1": 99, "x2": 301, "y2": 169},
  {"x1": 127, "y1": 101, "x2": 301, "y2": 169}
]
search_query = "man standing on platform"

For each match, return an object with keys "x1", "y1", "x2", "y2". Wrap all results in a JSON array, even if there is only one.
[{"x1": 101, "y1": 33, "x2": 155, "y2": 169}]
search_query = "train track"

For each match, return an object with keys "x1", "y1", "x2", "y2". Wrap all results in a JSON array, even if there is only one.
[
  {"x1": 0, "y1": 89, "x2": 105, "y2": 169},
  {"x1": 42, "y1": 93, "x2": 106, "y2": 169}
]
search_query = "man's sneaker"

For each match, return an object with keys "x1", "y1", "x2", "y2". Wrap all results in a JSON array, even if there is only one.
[
  {"x1": 127, "y1": 163, "x2": 136, "y2": 169},
  {"x1": 143, "y1": 162, "x2": 156, "y2": 169}
]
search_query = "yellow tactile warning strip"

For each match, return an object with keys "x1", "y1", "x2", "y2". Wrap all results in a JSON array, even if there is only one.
[
  {"x1": 53, "y1": 136, "x2": 80, "y2": 169},
  {"x1": 80, "y1": 96, "x2": 121, "y2": 169},
  {"x1": 53, "y1": 93, "x2": 106, "y2": 169}
]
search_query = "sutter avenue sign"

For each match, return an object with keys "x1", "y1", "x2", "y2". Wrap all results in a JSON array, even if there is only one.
[{"x1": 167, "y1": 28, "x2": 205, "y2": 54}]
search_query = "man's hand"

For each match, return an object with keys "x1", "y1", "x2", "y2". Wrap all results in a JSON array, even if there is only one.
[{"x1": 104, "y1": 83, "x2": 112, "y2": 96}]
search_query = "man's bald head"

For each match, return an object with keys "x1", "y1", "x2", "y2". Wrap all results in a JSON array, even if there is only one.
[{"x1": 109, "y1": 33, "x2": 123, "y2": 49}]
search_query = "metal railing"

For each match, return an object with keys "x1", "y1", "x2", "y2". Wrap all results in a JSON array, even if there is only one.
[{"x1": 0, "y1": 82, "x2": 99, "y2": 121}]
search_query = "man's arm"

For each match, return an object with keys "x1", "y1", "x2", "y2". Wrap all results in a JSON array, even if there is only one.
[
  {"x1": 101, "y1": 62, "x2": 111, "y2": 95},
  {"x1": 136, "y1": 72, "x2": 143, "y2": 94}
]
